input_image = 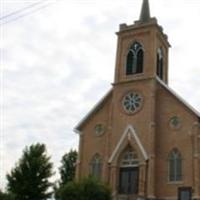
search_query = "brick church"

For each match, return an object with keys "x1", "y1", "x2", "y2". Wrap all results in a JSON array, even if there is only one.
[{"x1": 74, "y1": 0, "x2": 200, "y2": 199}]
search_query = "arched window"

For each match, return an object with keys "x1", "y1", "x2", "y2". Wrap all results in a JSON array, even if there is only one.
[
  {"x1": 120, "y1": 148, "x2": 139, "y2": 167},
  {"x1": 126, "y1": 51, "x2": 135, "y2": 75},
  {"x1": 90, "y1": 154, "x2": 102, "y2": 179},
  {"x1": 136, "y1": 49, "x2": 144, "y2": 73},
  {"x1": 126, "y1": 42, "x2": 144, "y2": 75},
  {"x1": 168, "y1": 149, "x2": 182, "y2": 182},
  {"x1": 157, "y1": 48, "x2": 164, "y2": 80}
]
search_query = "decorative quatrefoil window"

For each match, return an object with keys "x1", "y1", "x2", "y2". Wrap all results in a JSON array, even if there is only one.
[{"x1": 122, "y1": 92, "x2": 143, "y2": 114}]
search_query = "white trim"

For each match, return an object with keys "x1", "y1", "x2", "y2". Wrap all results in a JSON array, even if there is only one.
[
  {"x1": 74, "y1": 88, "x2": 113, "y2": 132},
  {"x1": 156, "y1": 77, "x2": 200, "y2": 117},
  {"x1": 73, "y1": 129, "x2": 82, "y2": 135},
  {"x1": 108, "y1": 125, "x2": 148, "y2": 163}
]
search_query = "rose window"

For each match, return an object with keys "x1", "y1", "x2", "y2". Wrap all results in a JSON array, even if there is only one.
[{"x1": 122, "y1": 92, "x2": 143, "y2": 114}]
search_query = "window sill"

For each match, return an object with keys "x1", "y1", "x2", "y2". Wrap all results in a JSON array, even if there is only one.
[
  {"x1": 126, "y1": 72, "x2": 144, "y2": 78},
  {"x1": 167, "y1": 181, "x2": 184, "y2": 185}
]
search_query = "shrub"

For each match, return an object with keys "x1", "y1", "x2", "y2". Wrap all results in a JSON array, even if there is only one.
[{"x1": 56, "y1": 177, "x2": 111, "y2": 200}]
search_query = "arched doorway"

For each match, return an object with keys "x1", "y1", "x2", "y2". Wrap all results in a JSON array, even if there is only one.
[{"x1": 118, "y1": 147, "x2": 139, "y2": 195}]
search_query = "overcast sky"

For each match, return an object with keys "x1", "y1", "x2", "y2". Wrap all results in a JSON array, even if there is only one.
[{"x1": 1, "y1": 0, "x2": 200, "y2": 190}]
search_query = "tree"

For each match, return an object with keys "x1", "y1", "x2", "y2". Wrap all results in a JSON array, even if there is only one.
[
  {"x1": 57, "y1": 177, "x2": 112, "y2": 200},
  {"x1": 54, "y1": 150, "x2": 77, "y2": 199},
  {"x1": 6, "y1": 143, "x2": 54, "y2": 200},
  {"x1": 59, "y1": 150, "x2": 78, "y2": 185}
]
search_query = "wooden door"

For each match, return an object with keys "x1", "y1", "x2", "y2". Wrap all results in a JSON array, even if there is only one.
[{"x1": 119, "y1": 167, "x2": 139, "y2": 194}]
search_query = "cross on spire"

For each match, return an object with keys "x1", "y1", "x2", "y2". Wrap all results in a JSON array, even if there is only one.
[{"x1": 139, "y1": 0, "x2": 151, "y2": 23}]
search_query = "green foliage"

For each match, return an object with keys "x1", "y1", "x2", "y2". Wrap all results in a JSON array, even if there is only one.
[
  {"x1": 57, "y1": 181, "x2": 80, "y2": 200},
  {"x1": 56, "y1": 177, "x2": 112, "y2": 200},
  {"x1": 54, "y1": 149, "x2": 78, "y2": 199},
  {"x1": 6, "y1": 143, "x2": 54, "y2": 200},
  {"x1": 59, "y1": 150, "x2": 78, "y2": 185},
  {"x1": 0, "y1": 190, "x2": 14, "y2": 200}
]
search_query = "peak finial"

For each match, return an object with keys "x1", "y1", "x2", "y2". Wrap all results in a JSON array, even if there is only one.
[{"x1": 139, "y1": 0, "x2": 151, "y2": 23}]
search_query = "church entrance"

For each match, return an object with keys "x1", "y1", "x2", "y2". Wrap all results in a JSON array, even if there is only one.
[
  {"x1": 118, "y1": 147, "x2": 139, "y2": 196},
  {"x1": 119, "y1": 167, "x2": 139, "y2": 194}
]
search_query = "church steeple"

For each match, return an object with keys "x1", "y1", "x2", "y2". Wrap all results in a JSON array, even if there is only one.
[
  {"x1": 114, "y1": 0, "x2": 170, "y2": 85},
  {"x1": 139, "y1": 0, "x2": 151, "y2": 23}
]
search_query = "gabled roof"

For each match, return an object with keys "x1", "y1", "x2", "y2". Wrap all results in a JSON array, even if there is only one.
[
  {"x1": 108, "y1": 125, "x2": 148, "y2": 163},
  {"x1": 74, "y1": 78, "x2": 199, "y2": 133},
  {"x1": 156, "y1": 77, "x2": 200, "y2": 118},
  {"x1": 74, "y1": 88, "x2": 113, "y2": 133}
]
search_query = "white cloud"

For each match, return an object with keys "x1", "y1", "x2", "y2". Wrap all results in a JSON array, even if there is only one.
[{"x1": 1, "y1": 0, "x2": 200, "y2": 190}]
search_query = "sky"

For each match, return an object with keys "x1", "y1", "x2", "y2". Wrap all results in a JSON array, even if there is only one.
[{"x1": 1, "y1": 0, "x2": 200, "y2": 191}]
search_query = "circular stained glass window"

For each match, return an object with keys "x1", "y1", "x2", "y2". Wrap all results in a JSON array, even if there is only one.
[
  {"x1": 94, "y1": 124, "x2": 105, "y2": 136},
  {"x1": 169, "y1": 116, "x2": 181, "y2": 129},
  {"x1": 122, "y1": 92, "x2": 143, "y2": 114}
]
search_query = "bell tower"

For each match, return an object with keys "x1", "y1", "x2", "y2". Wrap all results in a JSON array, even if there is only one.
[{"x1": 114, "y1": 0, "x2": 170, "y2": 84}]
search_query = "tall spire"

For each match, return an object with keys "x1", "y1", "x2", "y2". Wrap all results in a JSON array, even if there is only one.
[{"x1": 139, "y1": 0, "x2": 151, "y2": 23}]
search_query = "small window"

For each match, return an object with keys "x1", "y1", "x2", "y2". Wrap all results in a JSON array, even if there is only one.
[
  {"x1": 157, "y1": 48, "x2": 164, "y2": 80},
  {"x1": 126, "y1": 42, "x2": 144, "y2": 75},
  {"x1": 168, "y1": 149, "x2": 182, "y2": 182},
  {"x1": 90, "y1": 154, "x2": 102, "y2": 179}
]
